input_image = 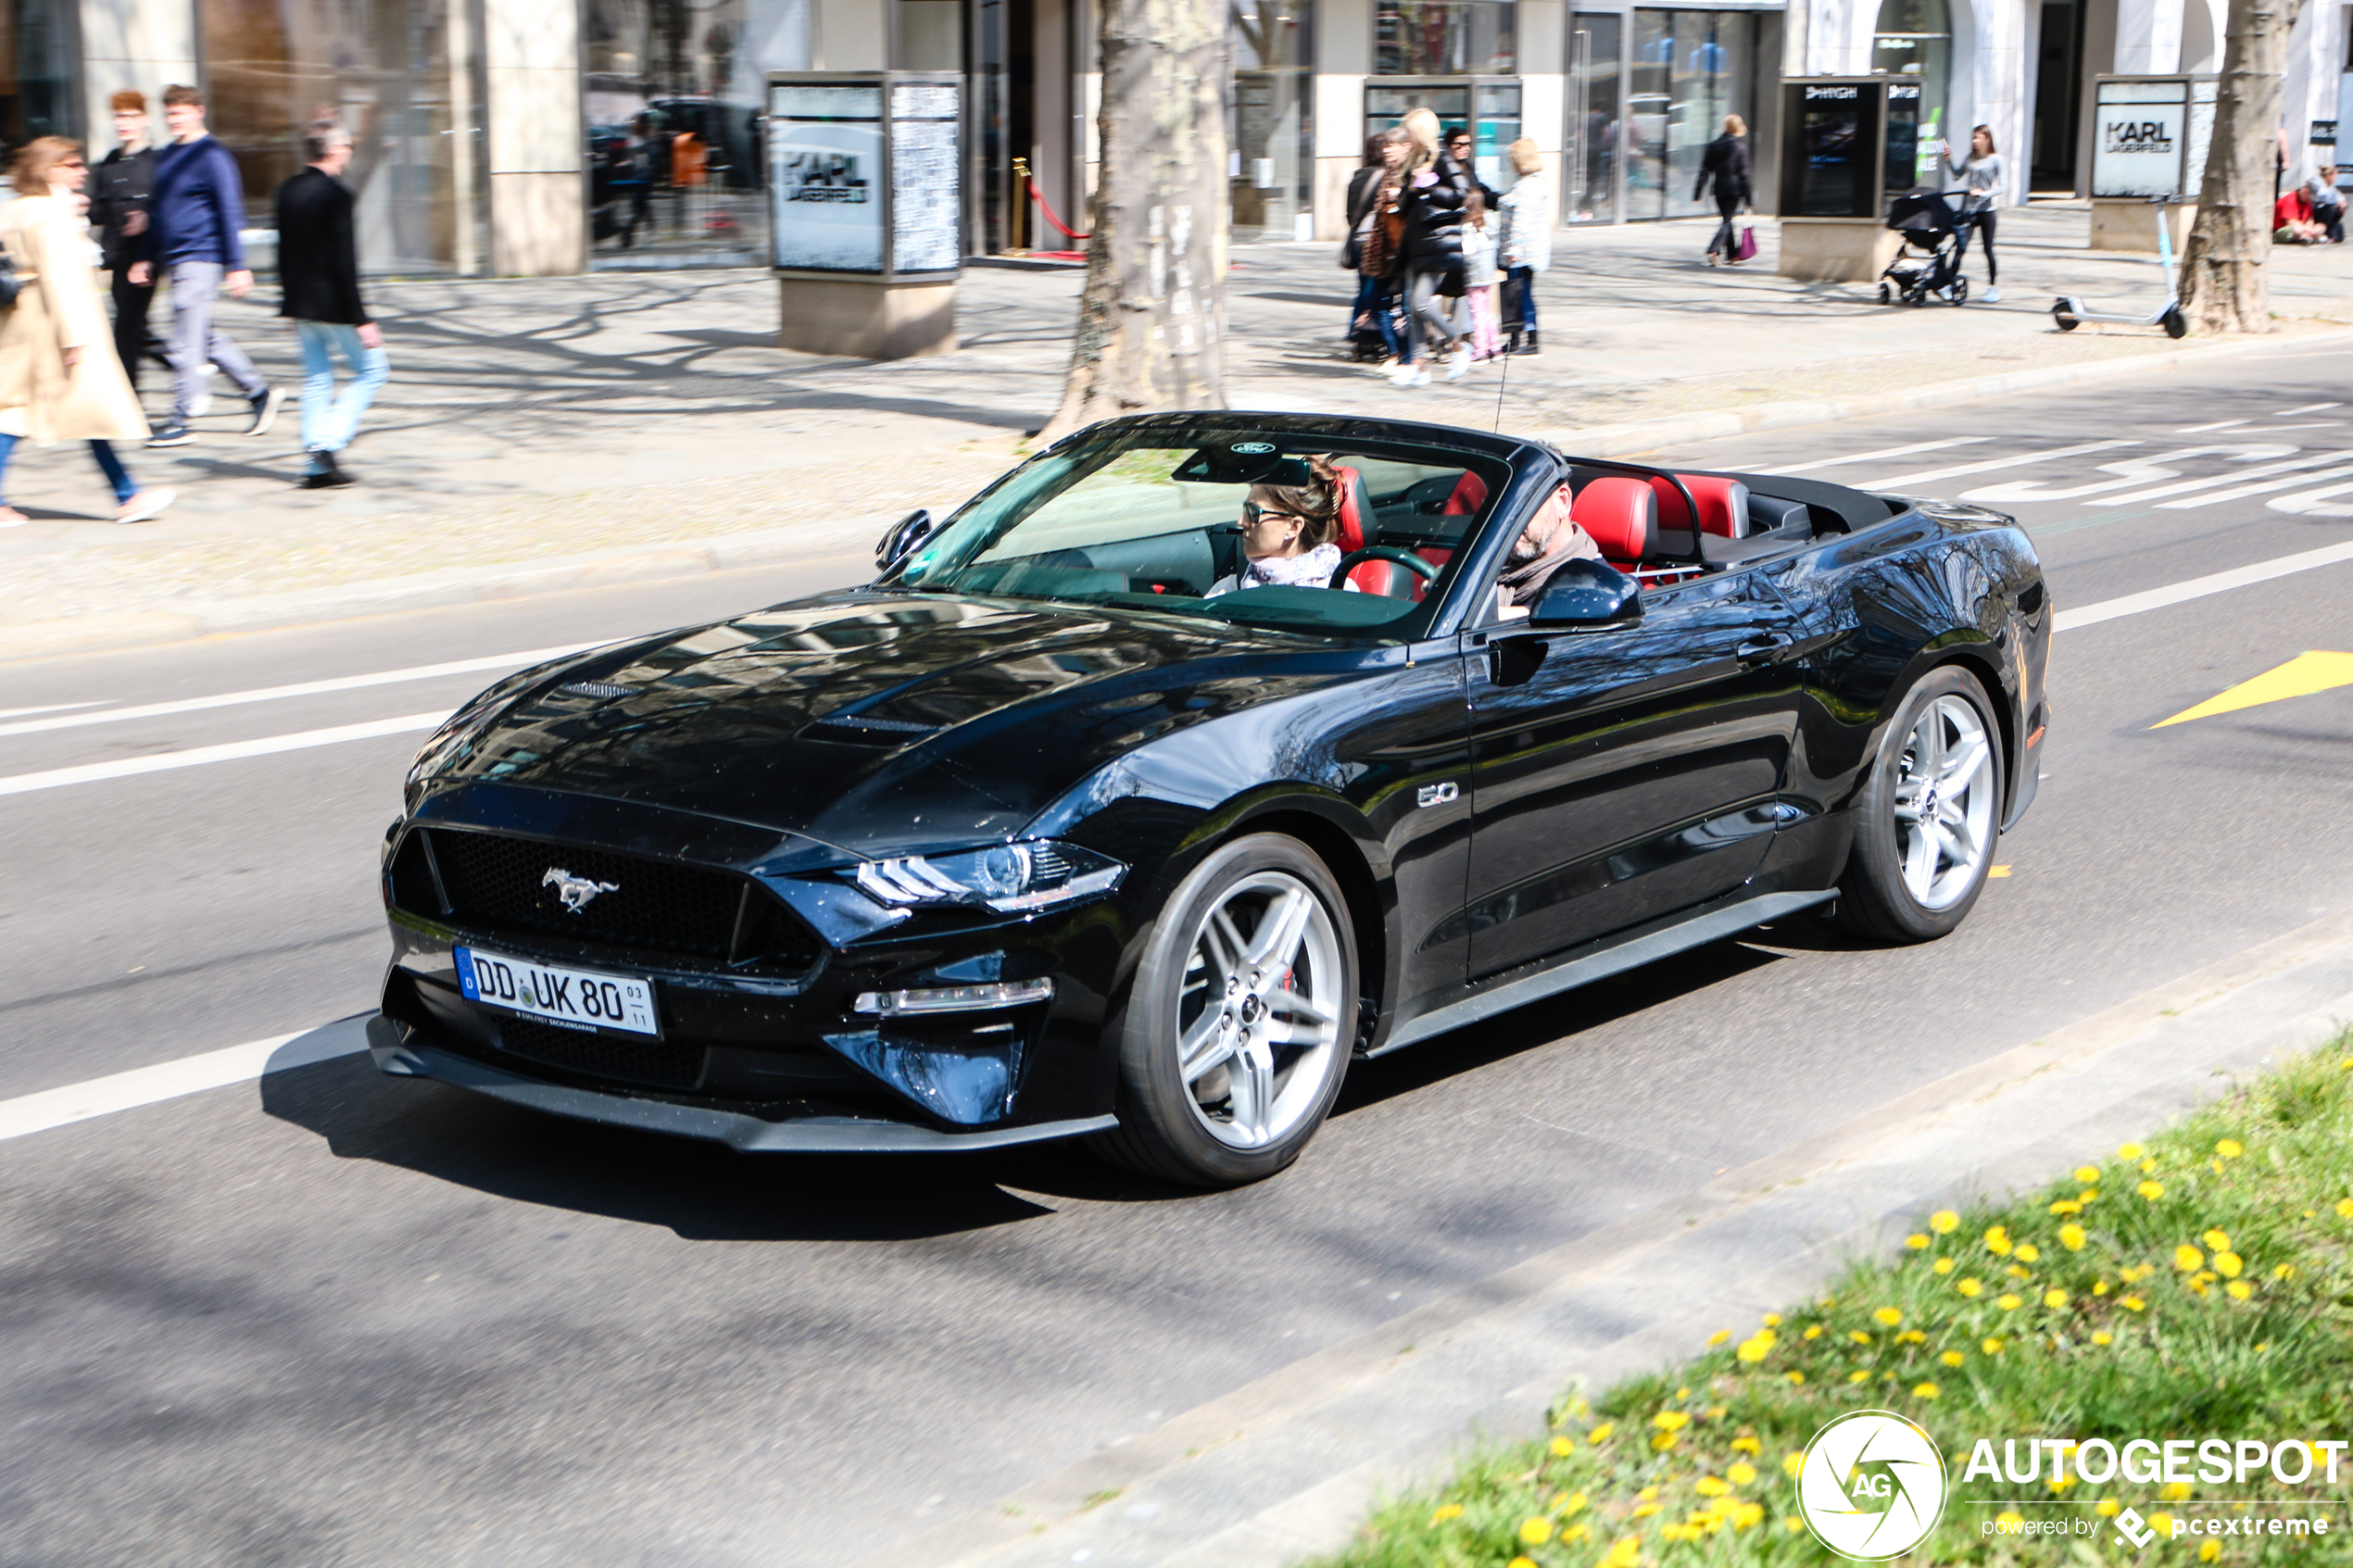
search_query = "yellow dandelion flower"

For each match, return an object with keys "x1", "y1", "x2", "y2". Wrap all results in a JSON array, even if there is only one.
[
  {"x1": 1896, "y1": 1330, "x2": 1926, "y2": 1345},
  {"x1": 2006, "y1": 1264, "x2": 2032, "y2": 1279},
  {"x1": 1674, "y1": 1386, "x2": 1689, "y2": 1399},
  {"x1": 2213, "y1": 1251, "x2": 2243, "y2": 1279},
  {"x1": 2162, "y1": 1483, "x2": 2193, "y2": 1501},
  {"x1": 2337, "y1": 1198, "x2": 2353, "y2": 1219},
  {"x1": 1563, "y1": 1521, "x2": 1590, "y2": 1544},
  {"x1": 1913, "y1": 1382, "x2": 1940, "y2": 1399},
  {"x1": 1696, "y1": 1477, "x2": 1730, "y2": 1498},
  {"x1": 2174, "y1": 1245, "x2": 2204, "y2": 1272},
  {"x1": 2203, "y1": 1228, "x2": 2231, "y2": 1251},
  {"x1": 1551, "y1": 1436, "x2": 1576, "y2": 1457},
  {"x1": 1930, "y1": 1210, "x2": 1959, "y2": 1234},
  {"x1": 1730, "y1": 1501, "x2": 1764, "y2": 1529},
  {"x1": 1847, "y1": 1330, "x2": 1872, "y2": 1345},
  {"x1": 1848, "y1": 1369, "x2": 1870, "y2": 1384},
  {"x1": 2050, "y1": 1474, "x2": 2074, "y2": 1493},
  {"x1": 1997, "y1": 1293, "x2": 2024, "y2": 1311},
  {"x1": 2045, "y1": 1288, "x2": 2069, "y2": 1309},
  {"x1": 1589, "y1": 1423, "x2": 1616, "y2": 1444},
  {"x1": 1996, "y1": 1511, "x2": 2025, "y2": 1529},
  {"x1": 1735, "y1": 1331, "x2": 1776, "y2": 1364},
  {"x1": 2215, "y1": 1139, "x2": 2242, "y2": 1159},
  {"x1": 1804, "y1": 1324, "x2": 1823, "y2": 1339},
  {"x1": 1509, "y1": 1560, "x2": 1538, "y2": 1568},
  {"x1": 1631, "y1": 1501, "x2": 1662, "y2": 1518},
  {"x1": 2097, "y1": 1499, "x2": 2122, "y2": 1517},
  {"x1": 1942, "y1": 1349, "x2": 1965, "y2": 1367},
  {"x1": 1957, "y1": 1278, "x2": 1983, "y2": 1298},
  {"x1": 2138, "y1": 1181, "x2": 2165, "y2": 1200},
  {"x1": 1730, "y1": 1437, "x2": 1761, "y2": 1456},
  {"x1": 1905, "y1": 1233, "x2": 1931, "y2": 1250},
  {"x1": 2273, "y1": 1263, "x2": 2295, "y2": 1280},
  {"x1": 1932, "y1": 1258, "x2": 1956, "y2": 1275},
  {"x1": 2080, "y1": 1188, "x2": 2101, "y2": 1203},
  {"x1": 1707, "y1": 1329, "x2": 1731, "y2": 1347},
  {"x1": 2074, "y1": 1165, "x2": 2101, "y2": 1184},
  {"x1": 1783, "y1": 1452, "x2": 1806, "y2": 1477},
  {"x1": 1519, "y1": 1516, "x2": 1554, "y2": 1545},
  {"x1": 2117, "y1": 1142, "x2": 2144, "y2": 1160},
  {"x1": 2059, "y1": 1223, "x2": 2087, "y2": 1251},
  {"x1": 2016, "y1": 1243, "x2": 2041, "y2": 1263},
  {"x1": 1874, "y1": 1307, "x2": 1904, "y2": 1327},
  {"x1": 2094, "y1": 1281, "x2": 2109, "y2": 1296},
  {"x1": 1430, "y1": 1503, "x2": 1465, "y2": 1523},
  {"x1": 1705, "y1": 1404, "x2": 1726, "y2": 1420},
  {"x1": 2198, "y1": 1541, "x2": 2221, "y2": 1563},
  {"x1": 1730, "y1": 1461, "x2": 1758, "y2": 1484},
  {"x1": 1654, "y1": 1411, "x2": 1689, "y2": 1432},
  {"x1": 1984, "y1": 1226, "x2": 2012, "y2": 1256},
  {"x1": 1563, "y1": 1492, "x2": 1589, "y2": 1516},
  {"x1": 1786, "y1": 1371, "x2": 1806, "y2": 1386},
  {"x1": 1785, "y1": 1516, "x2": 1805, "y2": 1532},
  {"x1": 2092, "y1": 1331, "x2": 2114, "y2": 1346},
  {"x1": 1760, "y1": 1313, "x2": 1781, "y2": 1328},
  {"x1": 1982, "y1": 1336, "x2": 2006, "y2": 1355},
  {"x1": 2049, "y1": 1199, "x2": 2081, "y2": 1216},
  {"x1": 1651, "y1": 1432, "x2": 1679, "y2": 1451},
  {"x1": 2148, "y1": 1512, "x2": 2176, "y2": 1537},
  {"x1": 2227, "y1": 1281, "x2": 2252, "y2": 1300},
  {"x1": 1600, "y1": 1537, "x2": 1642, "y2": 1568},
  {"x1": 2121, "y1": 1295, "x2": 2146, "y2": 1311}
]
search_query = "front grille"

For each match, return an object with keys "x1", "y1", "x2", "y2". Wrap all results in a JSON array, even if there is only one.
[
  {"x1": 398, "y1": 828, "x2": 821, "y2": 974},
  {"x1": 497, "y1": 1015, "x2": 708, "y2": 1090}
]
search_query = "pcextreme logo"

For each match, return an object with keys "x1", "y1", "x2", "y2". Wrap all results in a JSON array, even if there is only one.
[{"x1": 1794, "y1": 1411, "x2": 1948, "y2": 1561}]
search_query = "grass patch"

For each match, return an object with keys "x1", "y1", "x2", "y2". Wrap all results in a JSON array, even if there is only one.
[{"x1": 1314, "y1": 1035, "x2": 2353, "y2": 1566}]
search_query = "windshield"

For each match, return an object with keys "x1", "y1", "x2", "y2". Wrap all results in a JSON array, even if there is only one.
[{"x1": 881, "y1": 427, "x2": 1516, "y2": 639}]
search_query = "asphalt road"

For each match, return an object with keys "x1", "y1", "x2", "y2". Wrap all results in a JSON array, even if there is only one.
[{"x1": 5, "y1": 340, "x2": 2352, "y2": 1567}]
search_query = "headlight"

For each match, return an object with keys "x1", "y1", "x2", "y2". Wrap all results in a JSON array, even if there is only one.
[{"x1": 849, "y1": 841, "x2": 1125, "y2": 914}]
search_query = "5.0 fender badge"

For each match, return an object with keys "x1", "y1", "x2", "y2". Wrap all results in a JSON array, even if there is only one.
[{"x1": 543, "y1": 867, "x2": 620, "y2": 913}]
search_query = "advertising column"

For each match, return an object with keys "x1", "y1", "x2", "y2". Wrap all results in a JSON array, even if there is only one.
[{"x1": 2086, "y1": 76, "x2": 2214, "y2": 251}]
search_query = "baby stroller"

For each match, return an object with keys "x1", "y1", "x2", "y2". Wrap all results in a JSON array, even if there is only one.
[{"x1": 1880, "y1": 190, "x2": 1976, "y2": 307}]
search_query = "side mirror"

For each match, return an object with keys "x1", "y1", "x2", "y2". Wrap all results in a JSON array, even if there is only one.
[
  {"x1": 1526, "y1": 558, "x2": 1643, "y2": 628},
  {"x1": 875, "y1": 508, "x2": 936, "y2": 573}
]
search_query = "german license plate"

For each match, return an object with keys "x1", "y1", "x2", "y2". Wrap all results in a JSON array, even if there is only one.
[{"x1": 455, "y1": 946, "x2": 659, "y2": 1037}]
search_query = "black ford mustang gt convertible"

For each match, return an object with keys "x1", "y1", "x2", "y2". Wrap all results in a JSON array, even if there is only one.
[{"x1": 371, "y1": 412, "x2": 2050, "y2": 1186}]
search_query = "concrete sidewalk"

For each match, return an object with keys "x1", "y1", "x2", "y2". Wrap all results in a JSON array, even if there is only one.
[{"x1": 5, "y1": 201, "x2": 2347, "y2": 658}]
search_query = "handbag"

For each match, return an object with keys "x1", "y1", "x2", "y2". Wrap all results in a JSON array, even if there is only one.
[{"x1": 1735, "y1": 224, "x2": 1758, "y2": 262}]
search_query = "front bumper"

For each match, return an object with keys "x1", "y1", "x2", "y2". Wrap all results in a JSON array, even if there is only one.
[{"x1": 367, "y1": 1015, "x2": 1117, "y2": 1153}]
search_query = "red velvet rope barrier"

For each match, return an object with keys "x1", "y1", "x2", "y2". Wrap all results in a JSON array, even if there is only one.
[{"x1": 1013, "y1": 157, "x2": 1091, "y2": 243}]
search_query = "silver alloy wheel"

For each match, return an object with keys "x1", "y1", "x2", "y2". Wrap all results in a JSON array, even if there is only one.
[
  {"x1": 1175, "y1": 870, "x2": 1345, "y2": 1149},
  {"x1": 1892, "y1": 693, "x2": 1996, "y2": 910}
]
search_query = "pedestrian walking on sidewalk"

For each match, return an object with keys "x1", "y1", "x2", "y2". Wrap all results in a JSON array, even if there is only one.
[
  {"x1": 1944, "y1": 125, "x2": 2007, "y2": 301},
  {"x1": 1459, "y1": 190, "x2": 1504, "y2": 360},
  {"x1": 1696, "y1": 115, "x2": 1752, "y2": 266},
  {"x1": 277, "y1": 122, "x2": 387, "y2": 489},
  {"x1": 89, "y1": 89, "x2": 170, "y2": 395},
  {"x1": 1494, "y1": 137, "x2": 1552, "y2": 355},
  {"x1": 0, "y1": 138, "x2": 175, "y2": 526},
  {"x1": 1390, "y1": 107, "x2": 1473, "y2": 388},
  {"x1": 1346, "y1": 129, "x2": 1407, "y2": 365},
  {"x1": 129, "y1": 83, "x2": 282, "y2": 446}
]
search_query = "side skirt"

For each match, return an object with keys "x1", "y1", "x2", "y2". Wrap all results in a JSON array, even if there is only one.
[{"x1": 1372, "y1": 886, "x2": 1835, "y2": 1056}]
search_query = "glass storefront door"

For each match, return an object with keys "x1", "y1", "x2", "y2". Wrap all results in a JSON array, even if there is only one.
[
  {"x1": 585, "y1": 0, "x2": 776, "y2": 268},
  {"x1": 1627, "y1": 8, "x2": 1757, "y2": 219},
  {"x1": 0, "y1": 0, "x2": 79, "y2": 149},
  {"x1": 1567, "y1": 12, "x2": 1622, "y2": 220},
  {"x1": 1873, "y1": 0, "x2": 1950, "y2": 184},
  {"x1": 1231, "y1": 0, "x2": 1315, "y2": 242}
]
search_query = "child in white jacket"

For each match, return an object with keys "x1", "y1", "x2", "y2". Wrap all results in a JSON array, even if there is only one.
[{"x1": 1460, "y1": 189, "x2": 1503, "y2": 361}]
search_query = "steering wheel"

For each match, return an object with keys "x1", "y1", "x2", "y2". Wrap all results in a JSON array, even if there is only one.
[{"x1": 1328, "y1": 546, "x2": 1443, "y2": 591}]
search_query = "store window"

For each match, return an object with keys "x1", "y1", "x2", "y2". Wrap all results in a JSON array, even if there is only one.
[
  {"x1": 585, "y1": 0, "x2": 775, "y2": 268},
  {"x1": 0, "y1": 0, "x2": 79, "y2": 151},
  {"x1": 1872, "y1": 0, "x2": 1950, "y2": 181},
  {"x1": 1626, "y1": 8, "x2": 1756, "y2": 219},
  {"x1": 199, "y1": 0, "x2": 469, "y2": 273},
  {"x1": 896, "y1": 0, "x2": 963, "y2": 68},
  {"x1": 1566, "y1": 12, "x2": 1621, "y2": 220},
  {"x1": 1232, "y1": 0, "x2": 1314, "y2": 241},
  {"x1": 1376, "y1": 1, "x2": 1516, "y2": 74}
]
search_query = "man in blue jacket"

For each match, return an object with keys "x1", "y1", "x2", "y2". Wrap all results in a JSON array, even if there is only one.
[{"x1": 127, "y1": 83, "x2": 282, "y2": 446}]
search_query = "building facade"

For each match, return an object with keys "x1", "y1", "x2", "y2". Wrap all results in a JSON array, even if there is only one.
[{"x1": 20, "y1": 0, "x2": 2347, "y2": 280}]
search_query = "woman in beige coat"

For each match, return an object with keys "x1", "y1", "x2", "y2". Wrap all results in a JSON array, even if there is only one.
[{"x1": 0, "y1": 136, "x2": 173, "y2": 525}]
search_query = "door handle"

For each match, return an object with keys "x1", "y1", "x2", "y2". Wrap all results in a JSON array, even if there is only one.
[{"x1": 1737, "y1": 632, "x2": 1795, "y2": 665}]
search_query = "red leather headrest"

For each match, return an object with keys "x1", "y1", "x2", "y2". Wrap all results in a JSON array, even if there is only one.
[
  {"x1": 1333, "y1": 466, "x2": 1368, "y2": 555},
  {"x1": 1443, "y1": 471, "x2": 1488, "y2": 516},
  {"x1": 1650, "y1": 474, "x2": 1751, "y2": 537},
  {"x1": 1570, "y1": 478, "x2": 1656, "y2": 562}
]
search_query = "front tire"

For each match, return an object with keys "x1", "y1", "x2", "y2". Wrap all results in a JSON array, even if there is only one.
[
  {"x1": 1091, "y1": 834, "x2": 1357, "y2": 1187},
  {"x1": 1834, "y1": 668, "x2": 2005, "y2": 944}
]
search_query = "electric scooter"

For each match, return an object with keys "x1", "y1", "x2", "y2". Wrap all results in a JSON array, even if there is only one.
[{"x1": 2052, "y1": 193, "x2": 2189, "y2": 338}]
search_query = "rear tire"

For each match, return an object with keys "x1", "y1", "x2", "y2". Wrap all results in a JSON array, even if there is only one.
[
  {"x1": 2052, "y1": 302, "x2": 2080, "y2": 331},
  {"x1": 1877, "y1": 282, "x2": 1893, "y2": 305},
  {"x1": 2161, "y1": 307, "x2": 2188, "y2": 339},
  {"x1": 1089, "y1": 834, "x2": 1358, "y2": 1187},
  {"x1": 1833, "y1": 667, "x2": 2005, "y2": 944},
  {"x1": 1948, "y1": 277, "x2": 1969, "y2": 307}
]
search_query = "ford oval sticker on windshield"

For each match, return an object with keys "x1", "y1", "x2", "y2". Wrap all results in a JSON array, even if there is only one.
[{"x1": 1229, "y1": 442, "x2": 1276, "y2": 455}]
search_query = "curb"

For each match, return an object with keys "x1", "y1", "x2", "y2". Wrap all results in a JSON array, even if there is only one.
[
  {"x1": 10, "y1": 324, "x2": 2349, "y2": 663},
  {"x1": 849, "y1": 905, "x2": 2353, "y2": 1568}
]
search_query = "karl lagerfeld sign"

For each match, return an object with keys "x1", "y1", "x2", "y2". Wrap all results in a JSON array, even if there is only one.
[{"x1": 2090, "y1": 76, "x2": 2215, "y2": 198}]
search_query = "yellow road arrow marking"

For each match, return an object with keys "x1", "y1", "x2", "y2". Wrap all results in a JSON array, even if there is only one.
[{"x1": 2152, "y1": 651, "x2": 2353, "y2": 728}]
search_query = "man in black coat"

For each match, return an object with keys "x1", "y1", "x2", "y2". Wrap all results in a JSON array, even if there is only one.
[
  {"x1": 89, "y1": 89, "x2": 170, "y2": 393},
  {"x1": 276, "y1": 122, "x2": 387, "y2": 488},
  {"x1": 1695, "y1": 116, "x2": 1753, "y2": 264}
]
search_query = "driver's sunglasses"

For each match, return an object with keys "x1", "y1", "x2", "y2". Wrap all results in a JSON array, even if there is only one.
[{"x1": 1242, "y1": 502, "x2": 1303, "y2": 528}]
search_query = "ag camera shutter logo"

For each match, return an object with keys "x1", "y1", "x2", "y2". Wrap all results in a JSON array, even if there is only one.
[{"x1": 1795, "y1": 1411, "x2": 1948, "y2": 1560}]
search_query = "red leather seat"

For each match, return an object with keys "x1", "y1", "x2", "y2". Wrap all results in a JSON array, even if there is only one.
[
  {"x1": 1331, "y1": 466, "x2": 1409, "y2": 596},
  {"x1": 1570, "y1": 477, "x2": 1657, "y2": 568},
  {"x1": 1649, "y1": 474, "x2": 1751, "y2": 537}
]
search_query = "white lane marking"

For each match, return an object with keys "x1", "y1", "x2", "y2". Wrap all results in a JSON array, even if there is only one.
[
  {"x1": 2276, "y1": 402, "x2": 2343, "y2": 416},
  {"x1": 0, "y1": 699, "x2": 111, "y2": 721},
  {"x1": 2055, "y1": 541, "x2": 2353, "y2": 633},
  {"x1": 1778, "y1": 437, "x2": 1989, "y2": 474},
  {"x1": 0, "y1": 1025, "x2": 365, "y2": 1144},
  {"x1": 2158, "y1": 460, "x2": 2353, "y2": 509},
  {"x1": 1966, "y1": 445, "x2": 2296, "y2": 505},
  {"x1": 0, "y1": 644, "x2": 585, "y2": 742},
  {"x1": 0, "y1": 711, "x2": 445, "y2": 798},
  {"x1": 2270, "y1": 481, "x2": 2353, "y2": 518},
  {"x1": 2093, "y1": 448, "x2": 2353, "y2": 506},
  {"x1": 1871, "y1": 440, "x2": 2139, "y2": 487},
  {"x1": 2177, "y1": 418, "x2": 2250, "y2": 433}
]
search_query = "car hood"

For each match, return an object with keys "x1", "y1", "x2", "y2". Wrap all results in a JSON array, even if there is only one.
[{"x1": 420, "y1": 591, "x2": 1366, "y2": 859}]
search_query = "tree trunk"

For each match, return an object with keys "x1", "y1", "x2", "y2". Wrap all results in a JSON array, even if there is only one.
[
  {"x1": 1037, "y1": 0, "x2": 1228, "y2": 445},
  {"x1": 2178, "y1": 0, "x2": 2309, "y2": 332}
]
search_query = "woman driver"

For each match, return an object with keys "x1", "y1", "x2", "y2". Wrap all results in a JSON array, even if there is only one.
[{"x1": 1207, "y1": 457, "x2": 1354, "y2": 596}]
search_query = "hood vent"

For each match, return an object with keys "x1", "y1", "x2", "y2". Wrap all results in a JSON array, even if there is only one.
[{"x1": 804, "y1": 711, "x2": 940, "y2": 745}]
